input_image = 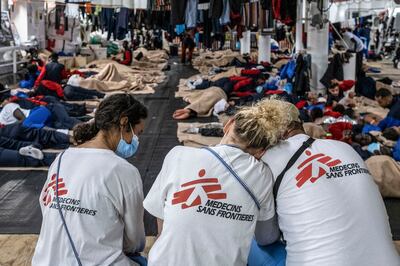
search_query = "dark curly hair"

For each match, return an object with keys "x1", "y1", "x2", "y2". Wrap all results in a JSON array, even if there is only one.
[{"x1": 74, "y1": 94, "x2": 148, "y2": 144}]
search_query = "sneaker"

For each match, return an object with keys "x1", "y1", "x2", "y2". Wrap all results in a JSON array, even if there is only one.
[
  {"x1": 193, "y1": 78, "x2": 203, "y2": 86},
  {"x1": 186, "y1": 80, "x2": 196, "y2": 89},
  {"x1": 56, "y1": 129, "x2": 69, "y2": 135},
  {"x1": 19, "y1": 145, "x2": 44, "y2": 160}
]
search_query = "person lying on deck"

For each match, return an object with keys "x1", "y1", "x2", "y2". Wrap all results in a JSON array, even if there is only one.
[
  {"x1": 173, "y1": 73, "x2": 268, "y2": 120},
  {"x1": 0, "y1": 122, "x2": 73, "y2": 149},
  {"x1": 249, "y1": 101, "x2": 400, "y2": 266},
  {"x1": 0, "y1": 100, "x2": 80, "y2": 130},
  {"x1": 0, "y1": 136, "x2": 57, "y2": 167}
]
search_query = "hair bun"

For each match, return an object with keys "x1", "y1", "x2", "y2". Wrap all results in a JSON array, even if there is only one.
[{"x1": 234, "y1": 98, "x2": 291, "y2": 149}]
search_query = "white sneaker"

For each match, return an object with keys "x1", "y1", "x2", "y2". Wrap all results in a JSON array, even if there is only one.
[
  {"x1": 193, "y1": 78, "x2": 203, "y2": 86},
  {"x1": 56, "y1": 129, "x2": 69, "y2": 135},
  {"x1": 19, "y1": 145, "x2": 44, "y2": 160},
  {"x1": 186, "y1": 80, "x2": 196, "y2": 89}
]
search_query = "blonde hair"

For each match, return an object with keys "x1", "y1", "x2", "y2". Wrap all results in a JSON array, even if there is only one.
[{"x1": 233, "y1": 98, "x2": 291, "y2": 149}]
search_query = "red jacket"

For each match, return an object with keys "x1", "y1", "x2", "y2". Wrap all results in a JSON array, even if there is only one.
[
  {"x1": 118, "y1": 50, "x2": 132, "y2": 65},
  {"x1": 328, "y1": 122, "x2": 353, "y2": 142},
  {"x1": 324, "y1": 110, "x2": 342, "y2": 119},
  {"x1": 241, "y1": 69, "x2": 261, "y2": 77},
  {"x1": 39, "y1": 80, "x2": 64, "y2": 98},
  {"x1": 9, "y1": 96, "x2": 48, "y2": 106},
  {"x1": 35, "y1": 64, "x2": 69, "y2": 87},
  {"x1": 339, "y1": 80, "x2": 355, "y2": 91}
]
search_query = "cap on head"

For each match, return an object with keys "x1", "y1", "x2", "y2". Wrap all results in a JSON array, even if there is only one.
[{"x1": 284, "y1": 101, "x2": 301, "y2": 123}]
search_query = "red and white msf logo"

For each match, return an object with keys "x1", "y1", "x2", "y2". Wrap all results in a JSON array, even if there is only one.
[
  {"x1": 42, "y1": 174, "x2": 68, "y2": 206},
  {"x1": 295, "y1": 150, "x2": 342, "y2": 188},
  {"x1": 172, "y1": 169, "x2": 227, "y2": 209}
]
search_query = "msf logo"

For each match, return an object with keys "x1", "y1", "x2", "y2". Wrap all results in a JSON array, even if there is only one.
[
  {"x1": 42, "y1": 174, "x2": 68, "y2": 206},
  {"x1": 295, "y1": 150, "x2": 341, "y2": 188},
  {"x1": 172, "y1": 169, "x2": 227, "y2": 209}
]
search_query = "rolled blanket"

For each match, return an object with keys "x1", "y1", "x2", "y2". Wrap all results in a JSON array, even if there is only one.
[{"x1": 184, "y1": 87, "x2": 228, "y2": 117}]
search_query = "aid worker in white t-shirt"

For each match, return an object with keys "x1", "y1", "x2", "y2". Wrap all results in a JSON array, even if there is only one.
[
  {"x1": 32, "y1": 94, "x2": 148, "y2": 266},
  {"x1": 260, "y1": 103, "x2": 400, "y2": 266},
  {"x1": 144, "y1": 99, "x2": 293, "y2": 266}
]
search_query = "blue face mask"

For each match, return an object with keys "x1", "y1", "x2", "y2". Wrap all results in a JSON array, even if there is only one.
[{"x1": 115, "y1": 124, "x2": 139, "y2": 159}]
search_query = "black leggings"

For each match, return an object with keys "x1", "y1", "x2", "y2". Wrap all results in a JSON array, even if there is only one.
[
  {"x1": 63, "y1": 85, "x2": 105, "y2": 101},
  {"x1": 195, "y1": 77, "x2": 234, "y2": 95}
]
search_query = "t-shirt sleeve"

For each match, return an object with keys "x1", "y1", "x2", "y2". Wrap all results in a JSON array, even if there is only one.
[
  {"x1": 143, "y1": 149, "x2": 174, "y2": 220},
  {"x1": 121, "y1": 166, "x2": 146, "y2": 253},
  {"x1": 257, "y1": 166, "x2": 276, "y2": 222}
]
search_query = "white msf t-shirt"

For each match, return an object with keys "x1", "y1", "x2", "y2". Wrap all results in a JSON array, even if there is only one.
[
  {"x1": 32, "y1": 148, "x2": 145, "y2": 266},
  {"x1": 0, "y1": 103, "x2": 30, "y2": 125},
  {"x1": 144, "y1": 145, "x2": 275, "y2": 266},
  {"x1": 262, "y1": 134, "x2": 400, "y2": 266}
]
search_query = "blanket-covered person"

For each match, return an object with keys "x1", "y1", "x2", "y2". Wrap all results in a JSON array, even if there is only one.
[{"x1": 174, "y1": 74, "x2": 268, "y2": 120}]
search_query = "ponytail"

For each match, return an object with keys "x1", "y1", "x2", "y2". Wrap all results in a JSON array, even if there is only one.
[
  {"x1": 73, "y1": 121, "x2": 99, "y2": 144},
  {"x1": 72, "y1": 93, "x2": 148, "y2": 145}
]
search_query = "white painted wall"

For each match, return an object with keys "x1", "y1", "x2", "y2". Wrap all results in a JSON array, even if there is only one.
[
  {"x1": 307, "y1": 0, "x2": 329, "y2": 92},
  {"x1": 11, "y1": 0, "x2": 45, "y2": 47},
  {"x1": 11, "y1": 1, "x2": 28, "y2": 43},
  {"x1": 329, "y1": 0, "x2": 396, "y2": 23}
]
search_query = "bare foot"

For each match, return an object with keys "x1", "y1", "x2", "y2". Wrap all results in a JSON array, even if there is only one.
[{"x1": 173, "y1": 109, "x2": 191, "y2": 120}]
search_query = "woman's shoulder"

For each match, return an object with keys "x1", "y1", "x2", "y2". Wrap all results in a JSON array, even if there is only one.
[
  {"x1": 164, "y1": 145, "x2": 201, "y2": 159},
  {"x1": 66, "y1": 148, "x2": 139, "y2": 174}
]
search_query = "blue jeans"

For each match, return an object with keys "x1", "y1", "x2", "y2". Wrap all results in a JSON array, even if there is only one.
[
  {"x1": 126, "y1": 253, "x2": 147, "y2": 266},
  {"x1": 248, "y1": 239, "x2": 286, "y2": 266},
  {"x1": 0, "y1": 136, "x2": 56, "y2": 167}
]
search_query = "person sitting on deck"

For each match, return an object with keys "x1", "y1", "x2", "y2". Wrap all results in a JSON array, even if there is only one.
[
  {"x1": 113, "y1": 40, "x2": 133, "y2": 66},
  {"x1": 145, "y1": 99, "x2": 291, "y2": 265},
  {"x1": 35, "y1": 52, "x2": 68, "y2": 87},
  {"x1": 34, "y1": 53, "x2": 69, "y2": 98},
  {"x1": 249, "y1": 102, "x2": 400, "y2": 266}
]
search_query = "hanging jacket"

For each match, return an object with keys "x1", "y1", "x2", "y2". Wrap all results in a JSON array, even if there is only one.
[
  {"x1": 320, "y1": 53, "x2": 344, "y2": 88},
  {"x1": 294, "y1": 54, "x2": 310, "y2": 96}
]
